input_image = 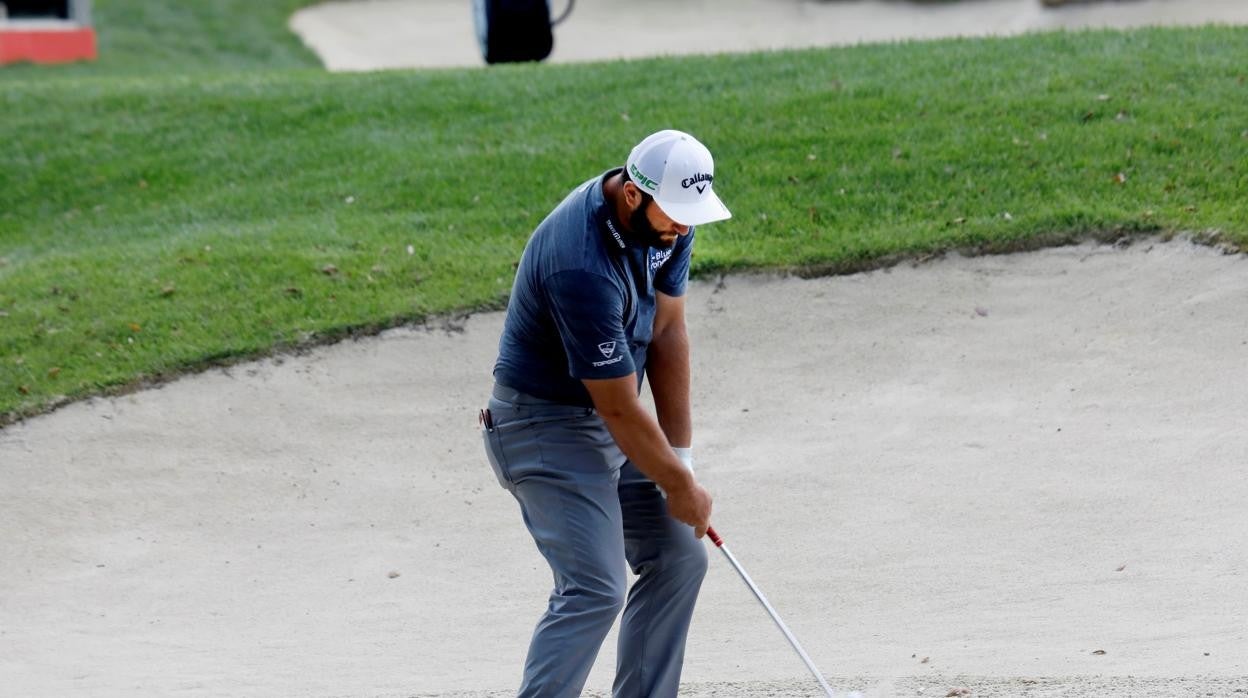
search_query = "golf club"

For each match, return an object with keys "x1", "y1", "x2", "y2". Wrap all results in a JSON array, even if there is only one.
[{"x1": 706, "y1": 526, "x2": 836, "y2": 697}]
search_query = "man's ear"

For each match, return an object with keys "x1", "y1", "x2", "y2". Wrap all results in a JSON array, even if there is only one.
[{"x1": 622, "y1": 180, "x2": 643, "y2": 209}]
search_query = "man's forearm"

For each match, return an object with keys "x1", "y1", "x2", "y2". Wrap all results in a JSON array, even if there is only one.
[
  {"x1": 647, "y1": 326, "x2": 692, "y2": 448},
  {"x1": 595, "y1": 399, "x2": 696, "y2": 494}
]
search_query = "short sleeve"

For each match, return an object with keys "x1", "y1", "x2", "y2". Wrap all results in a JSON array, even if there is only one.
[
  {"x1": 653, "y1": 228, "x2": 694, "y2": 297},
  {"x1": 545, "y1": 270, "x2": 637, "y2": 380}
]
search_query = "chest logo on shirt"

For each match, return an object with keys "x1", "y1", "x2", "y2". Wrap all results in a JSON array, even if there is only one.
[
  {"x1": 598, "y1": 341, "x2": 617, "y2": 358},
  {"x1": 650, "y1": 248, "x2": 674, "y2": 271}
]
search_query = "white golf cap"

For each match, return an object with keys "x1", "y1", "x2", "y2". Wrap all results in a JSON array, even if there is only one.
[{"x1": 625, "y1": 129, "x2": 732, "y2": 227}]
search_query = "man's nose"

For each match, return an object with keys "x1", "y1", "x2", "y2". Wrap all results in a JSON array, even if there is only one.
[{"x1": 674, "y1": 223, "x2": 691, "y2": 236}]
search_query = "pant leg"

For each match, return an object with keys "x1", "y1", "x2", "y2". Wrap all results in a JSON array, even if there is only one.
[
  {"x1": 483, "y1": 392, "x2": 630, "y2": 698},
  {"x1": 613, "y1": 462, "x2": 709, "y2": 698}
]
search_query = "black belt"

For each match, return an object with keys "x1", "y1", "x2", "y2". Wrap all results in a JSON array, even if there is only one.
[{"x1": 492, "y1": 383, "x2": 575, "y2": 406}]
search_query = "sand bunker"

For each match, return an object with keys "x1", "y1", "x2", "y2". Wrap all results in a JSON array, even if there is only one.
[{"x1": 4, "y1": 238, "x2": 1246, "y2": 696}]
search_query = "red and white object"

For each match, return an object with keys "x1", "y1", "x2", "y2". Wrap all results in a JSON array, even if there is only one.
[
  {"x1": 0, "y1": 0, "x2": 97, "y2": 65},
  {"x1": 707, "y1": 525, "x2": 837, "y2": 697}
]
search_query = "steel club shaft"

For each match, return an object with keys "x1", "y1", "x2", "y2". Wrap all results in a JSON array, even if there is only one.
[{"x1": 706, "y1": 526, "x2": 835, "y2": 697}]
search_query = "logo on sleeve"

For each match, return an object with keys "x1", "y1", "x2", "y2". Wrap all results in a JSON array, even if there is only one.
[
  {"x1": 592, "y1": 341, "x2": 624, "y2": 367},
  {"x1": 650, "y1": 248, "x2": 673, "y2": 270}
]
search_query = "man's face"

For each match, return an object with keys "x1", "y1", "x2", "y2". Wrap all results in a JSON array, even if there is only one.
[{"x1": 626, "y1": 186, "x2": 691, "y2": 249}]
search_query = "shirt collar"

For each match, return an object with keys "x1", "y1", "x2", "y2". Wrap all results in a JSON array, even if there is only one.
[{"x1": 592, "y1": 167, "x2": 630, "y2": 253}]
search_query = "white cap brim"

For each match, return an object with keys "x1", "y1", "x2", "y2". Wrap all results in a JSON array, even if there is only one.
[{"x1": 655, "y1": 191, "x2": 732, "y2": 227}]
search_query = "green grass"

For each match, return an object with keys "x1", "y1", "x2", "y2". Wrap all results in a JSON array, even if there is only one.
[{"x1": 2, "y1": 26, "x2": 1246, "y2": 424}]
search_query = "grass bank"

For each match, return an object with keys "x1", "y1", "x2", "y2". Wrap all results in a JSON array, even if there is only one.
[{"x1": 2, "y1": 26, "x2": 1246, "y2": 424}]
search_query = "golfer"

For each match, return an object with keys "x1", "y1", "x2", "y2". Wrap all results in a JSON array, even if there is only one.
[{"x1": 482, "y1": 129, "x2": 731, "y2": 697}]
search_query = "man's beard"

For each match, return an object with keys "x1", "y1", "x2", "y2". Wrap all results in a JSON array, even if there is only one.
[{"x1": 628, "y1": 199, "x2": 676, "y2": 249}]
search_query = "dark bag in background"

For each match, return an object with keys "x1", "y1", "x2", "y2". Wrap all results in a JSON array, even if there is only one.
[{"x1": 472, "y1": 0, "x2": 554, "y2": 64}]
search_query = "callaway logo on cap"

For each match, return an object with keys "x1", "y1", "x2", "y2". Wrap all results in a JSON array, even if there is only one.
[{"x1": 626, "y1": 130, "x2": 732, "y2": 227}]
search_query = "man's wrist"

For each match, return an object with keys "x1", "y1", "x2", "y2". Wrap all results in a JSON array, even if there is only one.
[
  {"x1": 672, "y1": 446, "x2": 693, "y2": 472},
  {"x1": 657, "y1": 447, "x2": 694, "y2": 499}
]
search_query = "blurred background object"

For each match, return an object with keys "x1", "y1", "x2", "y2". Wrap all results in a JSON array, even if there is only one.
[
  {"x1": 473, "y1": 0, "x2": 577, "y2": 64},
  {"x1": 0, "y1": 0, "x2": 96, "y2": 65},
  {"x1": 290, "y1": 0, "x2": 1248, "y2": 71}
]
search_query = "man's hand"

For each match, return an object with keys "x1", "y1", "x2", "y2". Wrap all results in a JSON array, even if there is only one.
[{"x1": 664, "y1": 478, "x2": 713, "y2": 539}]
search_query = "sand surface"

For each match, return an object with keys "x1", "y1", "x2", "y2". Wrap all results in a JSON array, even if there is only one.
[
  {"x1": 288, "y1": 0, "x2": 1248, "y2": 71},
  {"x1": 4, "y1": 238, "x2": 1247, "y2": 696}
]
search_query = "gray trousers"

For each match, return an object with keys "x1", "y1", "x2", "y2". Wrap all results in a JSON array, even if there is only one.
[{"x1": 483, "y1": 384, "x2": 708, "y2": 698}]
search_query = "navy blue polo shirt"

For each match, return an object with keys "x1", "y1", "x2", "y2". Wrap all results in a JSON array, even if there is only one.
[{"x1": 493, "y1": 168, "x2": 694, "y2": 407}]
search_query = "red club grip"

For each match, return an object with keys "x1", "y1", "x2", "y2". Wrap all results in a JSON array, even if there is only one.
[{"x1": 706, "y1": 526, "x2": 724, "y2": 547}]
